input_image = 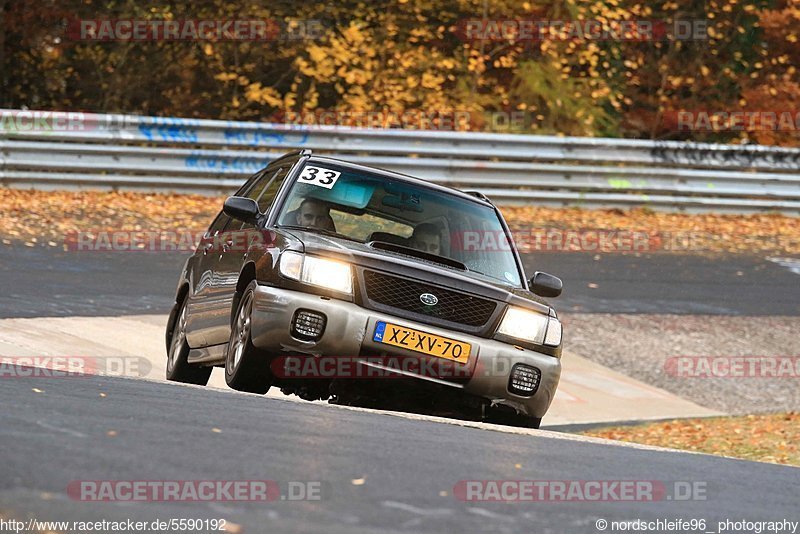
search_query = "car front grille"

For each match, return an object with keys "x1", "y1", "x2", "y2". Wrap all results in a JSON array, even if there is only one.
[{"x1": 362, "y1": 270, "x2": 497, "y2": 328}]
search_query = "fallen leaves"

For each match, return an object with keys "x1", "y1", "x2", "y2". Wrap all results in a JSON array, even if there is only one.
[
  {"x1": 502, "y1": 205, "x2": 800, "y2": 255},
  {"x1": 584, "y1": 412, "x2": 800, "y2": 467},
  {"x1": 0, "y1": 190, "x2": 798, "y2": 256},
  {"x1": 0, "y1": 189, "x2": 221, "y2": 248}
]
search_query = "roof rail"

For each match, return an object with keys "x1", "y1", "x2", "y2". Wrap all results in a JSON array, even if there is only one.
[
  {"x1": 465, "y1": 191, "x2": 493, "y2": 204},
  {"x1": 273, "y1": 149, "x2": 312, "y2": 163}
]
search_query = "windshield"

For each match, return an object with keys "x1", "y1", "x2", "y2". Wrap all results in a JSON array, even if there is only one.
[{"x1": 276, "y1": 161, "x2": 523, "y2": 287}]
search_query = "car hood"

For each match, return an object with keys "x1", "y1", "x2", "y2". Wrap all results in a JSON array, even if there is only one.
[{"x1": 280, "y1": 228, "x2": 551, "y2": 314}]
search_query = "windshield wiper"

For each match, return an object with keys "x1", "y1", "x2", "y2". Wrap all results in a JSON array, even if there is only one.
[
  {"x1": 368, "y1": 241, "x2": 468, "y2": 271},
  {"x1": 465, "y1": 268, "x2": 517, "y2": 287},
  {"x1": 275, "y1": 224, "x2": 361, "y2": 243}
]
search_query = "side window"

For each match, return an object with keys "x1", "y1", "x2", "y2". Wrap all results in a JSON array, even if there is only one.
[
  {"x1": 220, "y1": 167, "x2": 274, "y2": 232},
  {"x1": 241, "y1": 166, "x2": 288, "y2": 212},
  {"x1": 256, "y1": 167, "x2": 289, "y2": 213},
  {"x1": 242, "y1": 167, "x2": 279, "y2": 204},
  {"x1": 235, "y1": 168, "x2": 268, "y2": 198},
  {"x1": 225, "y1": 167, "x2": 288, "y2": 231}
]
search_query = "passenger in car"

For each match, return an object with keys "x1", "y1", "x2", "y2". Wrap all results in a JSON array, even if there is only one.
[{"x1": 408, "y1": 223, "x2": 442, "y2": 256}]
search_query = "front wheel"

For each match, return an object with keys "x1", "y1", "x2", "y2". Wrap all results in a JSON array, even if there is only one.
[
  {"x1": 166, "y1": 299, "x2": 212, "y2": 385},
  {"x1": 225, "y1": 281, "x2": 271, "y2": 394}
]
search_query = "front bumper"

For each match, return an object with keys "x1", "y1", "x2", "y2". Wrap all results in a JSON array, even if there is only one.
[{"x1": 250, "y1": 284, "x2": 561, "y2": 418}]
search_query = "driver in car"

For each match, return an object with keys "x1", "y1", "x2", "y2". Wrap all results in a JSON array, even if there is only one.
[
  {"x1": 295, "y1": 198, "x2": 335, "y2": 231},
  {"x1": 408, "y1": 223, "x2": 442, "y2": 256}
]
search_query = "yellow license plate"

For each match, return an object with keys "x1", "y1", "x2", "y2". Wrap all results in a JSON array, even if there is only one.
[{"x1": 373, "y1": 321, "x2": 471, "y2": 364}]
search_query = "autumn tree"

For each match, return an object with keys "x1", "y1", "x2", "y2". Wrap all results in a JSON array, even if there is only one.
[{"x1": 1, "y1": 0, "x2": 796, "y2": 144}]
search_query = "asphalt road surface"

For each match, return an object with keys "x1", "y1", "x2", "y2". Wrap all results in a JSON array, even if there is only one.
[
  {"x1": 1, "y1": 373, "x2": 798, "y2": 533},
  {"x1": 1, "y1": 244, "x2": 798, "y2": 318}
]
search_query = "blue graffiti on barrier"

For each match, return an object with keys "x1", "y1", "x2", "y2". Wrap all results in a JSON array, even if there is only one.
[
  {"x1": 185, "y1": 153, "x2": 275, "y2": 172},
  {"x1": 222, "y1": 127, "x2": 309, "y2": 147},
  {"x1": 138, "y1": 117, "x2": 200, "y2": 143}
]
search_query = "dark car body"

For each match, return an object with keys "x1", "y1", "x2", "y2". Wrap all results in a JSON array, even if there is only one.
[{"x1": 166, "y1": 150, "x2": 563, "y2": 427}]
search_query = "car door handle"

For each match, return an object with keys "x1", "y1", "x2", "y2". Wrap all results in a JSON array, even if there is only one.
[
  {"x1": 202, "y1": 242, "x2": 214, "y2": 255},
  {"x1": 221, "y1": 239, "x2": 234, "y2": 252}
]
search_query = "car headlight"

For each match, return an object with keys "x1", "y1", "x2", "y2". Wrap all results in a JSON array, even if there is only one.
[
  {"x1": 544, "y1": 316, "x2": 562, "y2": 347},
  {"x1": 497, "y1": 307, "x2": 562, "y2": 347},
  {"x1": 279, "y1": 251, "x2": 353, "y2": 295}
]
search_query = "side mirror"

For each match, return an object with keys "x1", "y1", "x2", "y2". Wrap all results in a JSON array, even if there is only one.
[
  {"x1": 529, "y1": 271, "x2": 562, "y2": 298},
  {"x1": 223, "y1": 196, "x2": 260, "y2": 224}
]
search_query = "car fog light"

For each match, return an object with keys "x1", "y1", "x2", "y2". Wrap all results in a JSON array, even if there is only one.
[
  {"x1": 292, "y1": 309, "x2": 327, "y2": 341},
  {"x1": 508, "y1": 364, "x2": 541, "y2": 396}
]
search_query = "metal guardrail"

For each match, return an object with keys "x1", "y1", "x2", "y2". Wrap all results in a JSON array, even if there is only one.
[{"x1": 2, "y1": 109, "x2": 800, "y2": 213}]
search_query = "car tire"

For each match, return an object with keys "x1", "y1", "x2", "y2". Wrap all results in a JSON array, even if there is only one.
[
  {"x1": 485, "y1": 407, "x2": 542, "y2": 429},
  {"x1": 225, "y1": 281, "x2": 271, "y2": 394},
  {"x1": 166, "y1": 299, "x2": 212, "y2": 385}
]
